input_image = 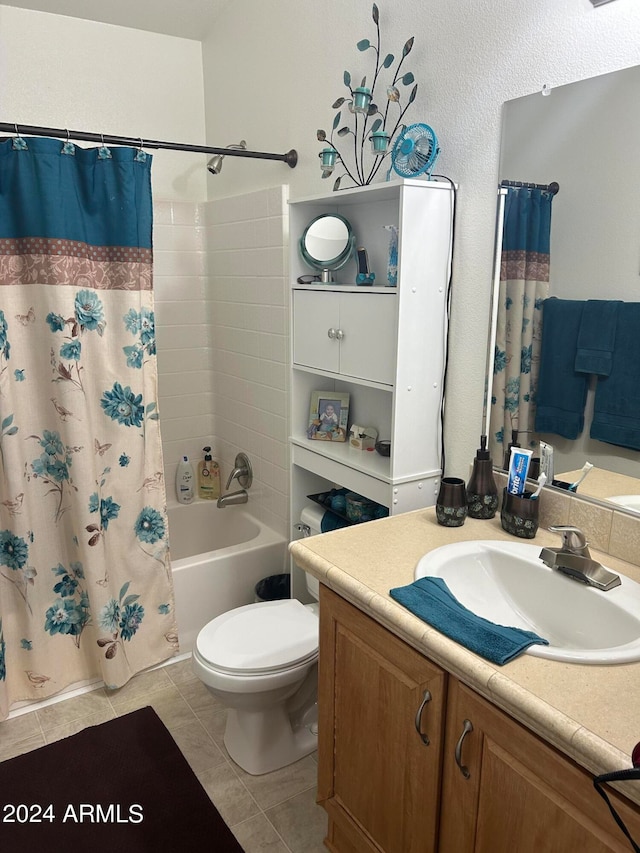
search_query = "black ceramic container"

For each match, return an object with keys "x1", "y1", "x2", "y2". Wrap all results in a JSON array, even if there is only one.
[
  {"x1": 500, "y1": 488, "x2": 539, "y2": 539},
  {"x1": 436, "y1": 477, "x2": 468, "y2": 527}
]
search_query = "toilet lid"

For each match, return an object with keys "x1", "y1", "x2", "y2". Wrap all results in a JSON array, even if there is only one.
[{"x1": 196, "y1": 599, "x2": 319, "y2": 675}]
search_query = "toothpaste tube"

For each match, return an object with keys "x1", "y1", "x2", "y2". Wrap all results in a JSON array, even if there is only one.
[
  {"x1": 539, "y1": 440, "x2": 554, "y2": 483},
  {"x1": 507, "y1": 446, "x2": 533, "y2": 496}
]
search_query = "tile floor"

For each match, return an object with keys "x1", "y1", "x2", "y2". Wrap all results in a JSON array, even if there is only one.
[{"x1": 0, "y1": 658, "x2": 328, "y2": 852}]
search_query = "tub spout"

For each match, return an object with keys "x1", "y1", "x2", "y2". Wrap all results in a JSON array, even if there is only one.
[{"x1": 217, "y1": 489, "x2": 248, "y2": 508}]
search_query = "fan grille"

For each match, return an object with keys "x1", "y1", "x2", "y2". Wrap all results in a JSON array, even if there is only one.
[{"x1": 391, "y1": 124, "x2": 439, "y2": 179}]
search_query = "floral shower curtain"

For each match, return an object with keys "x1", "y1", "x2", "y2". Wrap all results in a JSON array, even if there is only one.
[
  {"x1": 489, "y1": 186, "x2": 553, "y2": 464},
  {"x1": 0, "y1": 136, "x2": 177, "y2": 719}
]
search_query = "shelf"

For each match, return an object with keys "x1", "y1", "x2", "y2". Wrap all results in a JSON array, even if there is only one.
[
  {"x1": 292, "y1": 363, "x2": 393, "y2": 392},
  {"x1": 292, "y1": 284, "x2": 398, "y2": 294},
  {"x1": 291, "y1": 434, "x2": 391, "y2": 482}
]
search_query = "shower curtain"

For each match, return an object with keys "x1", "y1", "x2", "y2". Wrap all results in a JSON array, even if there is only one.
[
  {"x1": 489, "y1": 186, "x2": 553, "y2": 464},
  {"x1": 0, "y1": 136, "x2": 177, "y2": 719}
]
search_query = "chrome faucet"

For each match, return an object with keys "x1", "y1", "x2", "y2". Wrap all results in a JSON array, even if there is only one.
[
  {"x1": 217, "y1": 452, "x2": 253, "y2": 509},
  {"x1": 539, "y1": 525, "x2": 621, "y2": 591},
  {"x1": 217, "y1": 489, "x2": 248, "y2": 508}
]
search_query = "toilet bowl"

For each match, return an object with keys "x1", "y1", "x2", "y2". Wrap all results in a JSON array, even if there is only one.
[{"x1": 192, "y1": 506, "x2": 322, "y2": 776}]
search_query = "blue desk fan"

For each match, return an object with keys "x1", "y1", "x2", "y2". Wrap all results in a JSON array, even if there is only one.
[{"x1": 389, "y1": 123, "x2": 440, "y2": 179}]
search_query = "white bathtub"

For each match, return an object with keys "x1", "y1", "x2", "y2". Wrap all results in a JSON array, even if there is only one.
[{"x1": 168, "y1": 503, "x2": 288, "y2": 653}]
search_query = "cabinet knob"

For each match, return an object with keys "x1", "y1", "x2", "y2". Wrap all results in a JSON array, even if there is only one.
[
  {"x1": 454, "y1": 719, "x2": 474, "y2": 779},
  {"x1": 414, "y1": 689, "x2": 432, "y2": 745},
  {"x1": 336, "y1": 329, "x2": 344, "y2": 341},
  {"x1": 327, "y1": 328, "x2": 337, "y2": 339}
]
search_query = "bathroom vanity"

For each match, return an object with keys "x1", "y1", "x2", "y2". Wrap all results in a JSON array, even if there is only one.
[{"x1": 289, "y1": 509, "x2": 640, "y2": 852}]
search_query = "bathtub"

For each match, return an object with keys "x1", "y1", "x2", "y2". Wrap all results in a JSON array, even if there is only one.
[{"x1": 168, "y1": 503, "x2": 288, "y2": 653}]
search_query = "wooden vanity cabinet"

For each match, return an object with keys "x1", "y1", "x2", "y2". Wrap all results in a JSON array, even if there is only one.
[
  {"x1": 439, "y1": 678, "x2": 640, "y2": 853},
  {"x1": 318, "y1": 585, "x2": 640, "y2": 853},
  {"x1": 318, "y1": 585, "x2": 447, "y2": 853}
]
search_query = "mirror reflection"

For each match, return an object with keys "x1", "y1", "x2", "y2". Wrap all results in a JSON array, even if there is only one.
[
  {"x1": 488, "y1": 64, "x2": 640, "y2": 512},
  {"x1": 300, "y1": 213, "x2": 354, "y2": 271}
]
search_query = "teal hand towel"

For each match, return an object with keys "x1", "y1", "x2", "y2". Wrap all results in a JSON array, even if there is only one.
[
  {"x1": 575, "y1": 300, "x2": 621, "y2": 377},
  {"x1": 535, "y1": 298, "x2": 589, "y2": 439},
  {"x1": 389, "y1": 577, "x2": 549, "y2": 666}
]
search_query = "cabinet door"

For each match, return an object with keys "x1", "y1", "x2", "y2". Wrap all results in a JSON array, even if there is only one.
[
  {"x1": 338, "y1": 292, "x2": 396, "y2": 385},
  {"x1": 439, "y1": 678, "x2": 640, "y2": 853},
  {"x1": 292, "y1": 290, "x2": 341, "y2": 373},
  {"x1": 318, "y1": 586, "x2": 446, "y2": 853},
  {"x1": 293, "y1": 290, "x2": 396, "y2": 384}
]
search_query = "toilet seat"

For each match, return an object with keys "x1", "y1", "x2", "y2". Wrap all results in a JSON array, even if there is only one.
[{"x1": 195, "y1": 599, "x2": 318, "y2": 676}]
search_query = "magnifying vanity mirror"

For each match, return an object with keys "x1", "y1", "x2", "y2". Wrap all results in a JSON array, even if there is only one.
[
  {"x1": 486, "y1": 63, "x2": 640, "y2": 514},
  {"x1": 299, "y1": 213, "x2": 355, "y2": 282}
]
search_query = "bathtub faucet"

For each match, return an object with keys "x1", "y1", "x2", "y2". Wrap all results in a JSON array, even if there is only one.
[
  {"x1": 217, "y1": 489, "x2": 248, "y2": 508},
  {"x1": 218, "y1": 452, "x2": 253, "y2": 508}
]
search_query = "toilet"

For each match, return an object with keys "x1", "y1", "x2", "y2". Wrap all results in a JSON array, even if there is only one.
[{"x1": 192, "y1": 506, "x2": 322, "y2": 775}]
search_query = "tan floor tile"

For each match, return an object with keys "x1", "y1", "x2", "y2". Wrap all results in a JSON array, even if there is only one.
[
  {"x1": 235, "y1": 754, "x2": 318, "y2": 811},
  {"x1": 0, "y1": 733, "x2": 46, "y2": 762},
  {"x1": 177, "y1": 677, "x2": 225, "y2": 713},
  {"x1": 266, "y1": 787, "x2": 327, "y2": 853},
  {"x1": 232, "y1": 813, "x2": 290, "y2": 853},
  {"x1": 170, "y1": 719, "x2": 227, "y2": 775},
  {"x1": 44, "y1": 707, "x2": 116, "y2": 744},
  {"x1": 0, "y1": 711, "x2": 42, "y2": 742},
  {"x1": 114, "y1": 684, "x2": 196, "y2": 732},
  {"x1": 165, "y1": 657, "x2": 198, "y2": 686},
  {"x1": 197, "y1": 706, "x2": 228, "y2": 748},
  {"x1": 106, "y1": 667, "x2": 173, "y2": 707},
  {"x1": 36, "y1": 688, "x2": 112, "y2": 732},
  {"x1": 198, "y1": 761, "x2": 261, "y2": 827}
]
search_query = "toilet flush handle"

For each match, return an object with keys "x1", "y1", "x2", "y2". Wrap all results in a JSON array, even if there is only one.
[{"x1": 294, "y1": 523, "x2": 311, "y2": 538}]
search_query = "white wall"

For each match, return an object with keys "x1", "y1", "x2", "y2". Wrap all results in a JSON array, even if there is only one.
[
  {"x1": 0, "y1": 5, "x2": 207, "y2": 202},
  {"x1": 201, "y1": 0, "x2": 640, "y2": 477}
]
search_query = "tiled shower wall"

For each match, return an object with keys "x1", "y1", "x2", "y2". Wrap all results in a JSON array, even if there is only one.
[{"x1": 153, "y1": 188, "x2": 290, "y2": 539}]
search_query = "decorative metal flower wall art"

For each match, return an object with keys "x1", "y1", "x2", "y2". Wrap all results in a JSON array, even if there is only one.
[{"x1": 317, "y1": 3, "x2": 418, "y2": 190}]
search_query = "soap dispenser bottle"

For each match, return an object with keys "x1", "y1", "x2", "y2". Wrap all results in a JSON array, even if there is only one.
[
  {"x1": 467, "y1": 435, "x2": 499, "y2": 519},
  {"x1": 176, "y1": 456, "x2": 195, "y2": 504},
  {"x1": 198, "y1": 446, "x2": 220, "y2": 500}
]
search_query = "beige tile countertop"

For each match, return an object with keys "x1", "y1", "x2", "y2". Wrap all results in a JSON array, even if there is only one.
[{"x1": 289, "y1": 508, "x2": 640, "y2": 805}]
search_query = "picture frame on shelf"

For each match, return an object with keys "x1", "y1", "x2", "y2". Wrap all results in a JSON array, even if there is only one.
[{"x1": 307, "y1": 391, "x2": 350, "y2": 442}]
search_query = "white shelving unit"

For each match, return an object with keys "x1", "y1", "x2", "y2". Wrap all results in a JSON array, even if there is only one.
[{"x1": 289, "y1": 178, "x2": 454, "y2": 598}]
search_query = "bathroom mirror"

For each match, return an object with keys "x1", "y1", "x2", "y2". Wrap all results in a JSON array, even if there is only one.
[
  {"x1": 487, "y1": 63, "x2": 640, "y2": 512},
  {"x1": 299, "y1": 213, "x2": 354, "y2": 274}
]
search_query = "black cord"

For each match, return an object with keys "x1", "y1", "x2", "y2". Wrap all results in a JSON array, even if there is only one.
[{"x1": 431, "y1": 174, "x2": 457, "y2": 479}]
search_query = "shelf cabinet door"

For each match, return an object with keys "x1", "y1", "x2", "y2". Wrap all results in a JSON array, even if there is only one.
[
  {"x1": 338, "y1": 292, "x2": 396, "y2": 385},
  {"x1": 439, "y1": 678, "x2": 640, "y2": 853},
  {"x1": 292, "y1": 289, "x2": 396, "y2": 385},
  {"x1": 318, "y1": 586, "x2": 446, "y2": 853}
]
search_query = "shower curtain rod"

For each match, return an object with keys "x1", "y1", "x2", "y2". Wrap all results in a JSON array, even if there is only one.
[
  {"x1": 0, "y1": 122, "x2": 298, "y2": 168},
  {"x1": 500, "y1": 179, "x2": 559, "y2": 195}
]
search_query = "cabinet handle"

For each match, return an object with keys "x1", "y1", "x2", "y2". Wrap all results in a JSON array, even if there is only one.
[
  {"x1": 414, "y1": 689, "x2": 432, "y2": 745},
  {"x1": 327, "y1": 328, "x2": 337, "y2": 339},
  {"x1": 336, "y1": 328, "x2": 344, "y2": 341},
  {"x1": 454, "y1": 719, "x2": 474, "y2": 779}
]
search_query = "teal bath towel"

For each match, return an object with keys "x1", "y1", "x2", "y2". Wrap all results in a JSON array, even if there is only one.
[
  {"x1": 389, "y1": 577, "x2": 549, "y2": 666},
  {"x1": 535, "y1": 298, "x2": 589, "y2": 439},
  {"x1": 591, "y1": 302, "x2": 640, "y2": 451},
  {"x1": 575, "y1": 299, "x2": 620, "y2": 377}
]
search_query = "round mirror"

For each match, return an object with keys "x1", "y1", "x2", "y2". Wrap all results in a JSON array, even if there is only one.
[{"x1": 300, "y1": 213, "x2": 354, "y2": 272}]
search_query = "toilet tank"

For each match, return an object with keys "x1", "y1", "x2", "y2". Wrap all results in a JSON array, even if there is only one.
[{"x1": 298, "y1": 505, "x2": 325, "y2": 601}]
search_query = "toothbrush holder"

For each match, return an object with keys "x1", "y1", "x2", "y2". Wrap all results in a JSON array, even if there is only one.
[
  {"x1": 436, "y1": 478, "x2": 468, "y2": 527},
  {"x1": 500, "y1": 488, "x2": 539, "y2": 539}
]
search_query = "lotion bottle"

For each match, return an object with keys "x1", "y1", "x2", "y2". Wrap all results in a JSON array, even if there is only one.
[
  {"x1": 175, "y1": 456, "x2": 195, "y2": 504},
  {"x1": 198, "y1": 446, "x2": 220, "y2": 500},
  {"x1": 467, "y1": 434, "x2": 499, "y2": 519}
]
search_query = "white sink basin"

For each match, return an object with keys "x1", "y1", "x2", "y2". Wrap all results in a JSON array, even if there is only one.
[
  {"x1": 414, "y1": 540, "x2": 640, "y2": 664},
  {"x1": 608, "y1": 495, "x2": 640, "y2": 514}
]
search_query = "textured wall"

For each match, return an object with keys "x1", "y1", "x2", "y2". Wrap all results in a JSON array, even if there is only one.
[{"x1": 201, "y1": 0, "x2": 640, "y2": 477}]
